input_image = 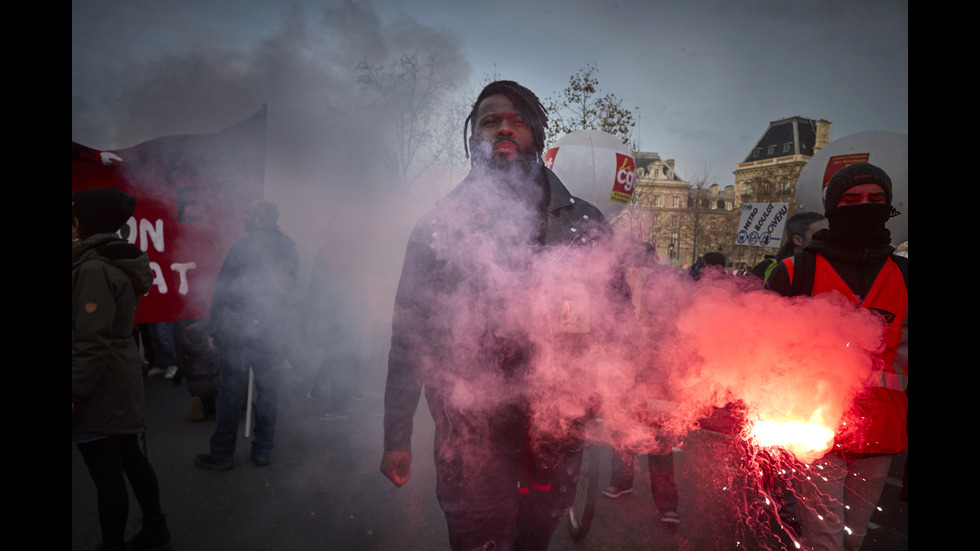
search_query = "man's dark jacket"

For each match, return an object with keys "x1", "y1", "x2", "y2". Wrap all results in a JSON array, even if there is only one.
[{"x1": 383, "y1": 165, "x2": 611, "y2": 452}]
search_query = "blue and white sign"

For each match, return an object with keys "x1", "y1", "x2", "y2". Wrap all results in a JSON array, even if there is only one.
[{"x1": 735, "y1": 202, "x2": 789, "y2": 248}]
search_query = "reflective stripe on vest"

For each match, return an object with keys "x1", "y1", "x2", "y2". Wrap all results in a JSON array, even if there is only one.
[{"x1": 871, "y1": 369, "x2": 907, "y2": 391}]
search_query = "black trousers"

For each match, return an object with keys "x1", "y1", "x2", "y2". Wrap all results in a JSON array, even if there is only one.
[
  {"x1": 76, "y1": 434, "x2": 163, "y2": 547},
  {"x1": 429, "y1": 394, "x2": 584, "y2": 551}
]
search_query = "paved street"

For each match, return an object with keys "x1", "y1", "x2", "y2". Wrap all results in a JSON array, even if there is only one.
[{"x1": 73, "y1": 367, "x2": 907, "y2": 550}]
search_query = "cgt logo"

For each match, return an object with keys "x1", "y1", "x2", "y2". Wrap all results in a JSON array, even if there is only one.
[
  {"x1": 613, "y1": 153, "x2": 636, "y2": 194},
  {"x1": 609, "y1": 153, "x2": 636, "y2": 204}
]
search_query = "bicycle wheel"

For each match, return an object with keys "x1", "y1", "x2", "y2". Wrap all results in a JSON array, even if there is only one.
[{"x1": 567, "y1": 443, "x2": 600, "y2": 540}]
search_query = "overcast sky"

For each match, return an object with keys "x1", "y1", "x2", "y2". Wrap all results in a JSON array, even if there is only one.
[{"x1": 73, "y1": 0, "x2": 907, "y2": 188}]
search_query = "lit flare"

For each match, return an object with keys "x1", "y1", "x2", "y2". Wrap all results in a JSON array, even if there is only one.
[{"x1": 748, "y1": 409, "x2": 835, "y2": 463}]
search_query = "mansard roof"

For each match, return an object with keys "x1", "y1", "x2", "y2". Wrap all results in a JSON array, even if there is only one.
[
  {"x1": 635, "y1": 151, "x2": 683, "y2": 181},
  {"x1": 634, "y1": 151, "x2": 662, "y2": 173},
  {"x1": 742, "y1": 116, "x2": 819, "y2": 163}
]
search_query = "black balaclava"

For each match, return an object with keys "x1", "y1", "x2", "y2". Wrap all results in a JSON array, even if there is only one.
[{"x1": 822, "y1": 162, "x2": 897, "y2": 249}]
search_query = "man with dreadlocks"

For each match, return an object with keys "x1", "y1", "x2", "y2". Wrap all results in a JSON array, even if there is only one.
[{"x1": 381, "y1": 81, "x2": 614, "y2": 550}]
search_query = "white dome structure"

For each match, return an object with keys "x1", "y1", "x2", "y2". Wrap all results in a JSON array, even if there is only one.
[
  {"x1": 797, "y1": 131, "x2": 908, "y2": 244},
  {"x1": 543, "y1": 130, "x2": 636, "y2": 218}
]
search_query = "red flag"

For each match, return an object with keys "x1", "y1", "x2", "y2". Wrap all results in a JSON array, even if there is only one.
[{"x1": 72, "y1": 107, "x2": 266, "y2": 323}]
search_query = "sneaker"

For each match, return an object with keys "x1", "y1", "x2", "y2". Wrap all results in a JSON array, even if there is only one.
[
  {"x1": 194, "y1": 454, "x2": 233, "y2": 471},
  {"x1": 316, "y1": 411, "x2": 349, "y2": 421},
  {"x1": 163, "y1": 365, "x2": 178, "y2": 380},
  {"x1": 660, "y1": 511, "x2": 681, "y2": 525},
  {"x1": 251, "y1": 454, "x2": 271, "y2": 467},
  {"x1": 602, "y1": 484, "x2": 633, "y2": 498},
  {"x1": 145, "y1": 367, "x2": 165, "y2": 378}
]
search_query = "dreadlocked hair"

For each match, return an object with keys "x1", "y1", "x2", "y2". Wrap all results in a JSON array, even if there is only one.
[{"x1": 463, "y1": 80, "x2": 548, "y2": 161}]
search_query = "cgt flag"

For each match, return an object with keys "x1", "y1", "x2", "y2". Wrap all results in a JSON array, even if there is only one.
[{"x1": 72, "y1": 106, "x2": 266, "y2": 323}]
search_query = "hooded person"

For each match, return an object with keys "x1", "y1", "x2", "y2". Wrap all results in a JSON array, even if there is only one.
[
  {"x1": 195, "y1": 200, "x2": 299, "y2": 470},
  {"x1": 72, "y1": 187, "x2": 171, "y2": 551},
  {"x1": 767, "y1": 162, "x2": 907, "y2": 551},
  {"x1": 379, "y1": 80, "x2": 622, "y2": 551}
]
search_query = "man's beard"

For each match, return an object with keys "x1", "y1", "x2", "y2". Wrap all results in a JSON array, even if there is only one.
[
  {"x1": 470, "y1": 137, "x2": 539, "y2": 175},
  {"x1": 465, "y1": 137, "x2": 547, "y2": 215}
]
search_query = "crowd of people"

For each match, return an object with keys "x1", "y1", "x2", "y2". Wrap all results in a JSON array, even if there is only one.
[{"x1": 73, "y1": 80, "x2": 906, "y2": 551}]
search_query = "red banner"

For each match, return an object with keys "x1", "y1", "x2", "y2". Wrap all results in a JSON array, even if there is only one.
[{"x1": 72, "y1": 107, "x2": 267, "y2": 323}]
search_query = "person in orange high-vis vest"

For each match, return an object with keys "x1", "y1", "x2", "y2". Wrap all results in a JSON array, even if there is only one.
[{"x1": 767, "y1": 162, "x2": 907, "y2": 551}]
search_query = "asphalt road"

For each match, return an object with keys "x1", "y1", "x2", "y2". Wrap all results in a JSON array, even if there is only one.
[{"x1": 73, "y1": 366, "x2": 907, "y2": 550}]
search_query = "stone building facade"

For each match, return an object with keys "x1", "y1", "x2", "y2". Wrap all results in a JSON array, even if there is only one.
[
  {"x1": 730, "y1": 116, "x2": 831, "y2": 266},
  {"x1": 613, "y1": 152, "x2": 735, "y2": 266}
]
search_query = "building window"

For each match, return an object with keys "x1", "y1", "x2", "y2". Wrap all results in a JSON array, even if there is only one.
[
  {"x1": 672, "y1": 197, "x2": 679, "y2": 208},
  {"x1": 753, "y1": 148, "x2": 760, "y2": 158},
  {"x1": 783, "y1": 142, "x2": 792, "y2": 153},
  {"x1": 767, "y1": 145, "x2": 776, "y2": 155},
  {"x1": 654, "y1": 195, "x2": 661, "y2": 207}
]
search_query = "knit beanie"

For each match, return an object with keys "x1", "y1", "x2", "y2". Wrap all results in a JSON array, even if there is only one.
[
  {"x1": 72, "y1": 187, "x2": 136, "y2": 235},
  {"x1": 703, "y1": 251, "x2": 726, "y2": 267},
  {"x1": 823, "y1": 162, "x2": 893, "y2": 211}
]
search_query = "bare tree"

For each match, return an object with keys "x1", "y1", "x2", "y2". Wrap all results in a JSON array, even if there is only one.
[
  {"x1": 680, "y1": 175, "x2": 737, "y2": 265},
  {"x1": 356, "y1": 53, "x2": 459, "y2": 187},
  {"x1": 545, "y1": 63, "x2": 637, "y2": 149},
  {"x1": 676, "y1": 181, "x2": 710, "y2": 265}
]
